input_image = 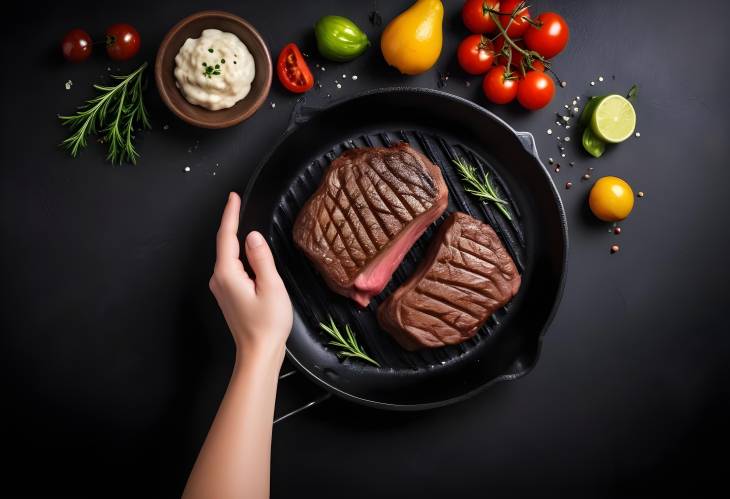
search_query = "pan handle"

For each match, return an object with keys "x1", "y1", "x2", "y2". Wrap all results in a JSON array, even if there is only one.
[
  {"x1": 285, "y1": 97, "x2": 324, "y2": 132},
  {"x1": 273, "y1": 368, "x2": 332, "y2": 424},
  {"x1": 515, "y1": 131, "x2": 540, "y2": 160}
]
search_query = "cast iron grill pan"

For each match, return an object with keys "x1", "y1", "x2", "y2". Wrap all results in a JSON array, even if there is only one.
[{"x1": 240, "y1": 88, "x2": 567, "y2": 409}]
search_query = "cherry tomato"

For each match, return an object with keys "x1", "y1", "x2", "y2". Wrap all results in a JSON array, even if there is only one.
[
  {"x1": 482, "y1": 65, "x2": 518, "y2": 104},
  {"x1": 499, "y1": 0, "x2": 531, "y2": 38},
  {"x1": 516, "y1": 70, "x2": 554, "y2": 110},
  {"x1": 457, "y1": 35, "x2": 495, "y2": 75},
  {"x1": 589, "y1": 176, "x2": 634, "y2": 222},
  {"x1": 514, "y1": 59, "x2": 546, "y2": 79},
  {"x1": 526, "y1": 60, "x2": 545, "y2": 72},
  {"x1": 524, "y1": 12, "x2": 569, "y2": 59},
  {"x1": 105, "y1": 23, "x2": 141, "y2": 61},
  {"x1": 61, "y1": 29, "x2": 92, "y2": 63},
  {"x1": 462, "y1": 0, "x2": 501, "y2": 34},
  {"x1": 277, "y1": 43, "x2": 314, "y2": 93}
]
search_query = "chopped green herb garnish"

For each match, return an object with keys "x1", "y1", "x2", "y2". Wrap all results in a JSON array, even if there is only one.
[
  {"x1": 202, "y1": 62, "x2": 207, "y2": 67},
  {"x1": 208, "y1": 48, "x2": 214, "y2": 53},
  {"x1": 220, "y1": 58, "x2": 226, "y2": 64},
  {"x1": 203, "y1": 63, "x2": 222, "y2": 78}
]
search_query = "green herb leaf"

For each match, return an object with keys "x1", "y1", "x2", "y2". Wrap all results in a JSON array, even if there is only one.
[
  {"x1": 58, "y1": 62, "x2": 150, "y2": 165},
  {"x1": 582, "y1": 127, "x2": 606, "y2": 158},
  {"x1": 452, "y1": 158, "x2": 512, "y2": 221},
  {"x1": 626, "y1": 84, "x2": 638, "y2": 102},
  {"x1": 318, "y1": 317, "x2": 380, "y2": 367}
]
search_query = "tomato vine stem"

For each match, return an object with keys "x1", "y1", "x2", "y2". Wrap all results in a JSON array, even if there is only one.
[{"x1": 486, "y1": 1, "x2": 549, "y2": 77}]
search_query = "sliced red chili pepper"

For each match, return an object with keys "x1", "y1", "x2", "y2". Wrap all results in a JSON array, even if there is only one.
[{"x1": 277, "y1": 43, "x2": 314, "y2": 94}]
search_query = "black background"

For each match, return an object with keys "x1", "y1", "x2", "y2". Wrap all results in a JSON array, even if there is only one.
[{"x1": 2, "y1": 0, "x2": 729, "y2": 497}]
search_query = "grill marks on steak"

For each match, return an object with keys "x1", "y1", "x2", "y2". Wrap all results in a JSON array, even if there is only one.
[
  {"x1": 377, "y1": 212, "x2": 521, "y2": 350},
  {"x1": 293, "y1": 143, "x2": 448, "y2": 307}
]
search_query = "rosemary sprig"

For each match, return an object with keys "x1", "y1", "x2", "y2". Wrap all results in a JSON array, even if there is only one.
[
  {"x1": 452, "y1": 157, "x2": 512, "y2": 221},
  {"x1": 319, "y1": 316, "x2": 380, "y2": 367},
  {"x1": 59, "y1": 62, "x2": 151, "y2": 165}
]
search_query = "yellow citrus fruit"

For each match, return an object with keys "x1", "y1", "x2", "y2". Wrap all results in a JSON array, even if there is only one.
[{"x1": 589, "y1": 176, "x2": 635, "y2": 222}]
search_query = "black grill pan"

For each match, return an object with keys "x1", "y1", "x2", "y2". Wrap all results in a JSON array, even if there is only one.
[{"x1": 240, "y1": 88, "x2": 568, "y2": 410}]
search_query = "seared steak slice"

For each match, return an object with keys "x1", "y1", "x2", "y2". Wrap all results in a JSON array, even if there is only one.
[
  {"x1": 292, "y1": 143, "x2": 448, "y2": 307},
  {"x1": 377, "y1": 212, "x2": 521, "y2": 350}
]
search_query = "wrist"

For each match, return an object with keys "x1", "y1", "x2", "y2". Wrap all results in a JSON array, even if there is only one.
[{"x1": 234, "y1": 340, "x2": 286, "y2": 373}]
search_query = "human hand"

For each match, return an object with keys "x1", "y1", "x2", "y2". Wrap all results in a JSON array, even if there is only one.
[{"x1": 209, "y1": 192, "x2": 293, "y2": 362}]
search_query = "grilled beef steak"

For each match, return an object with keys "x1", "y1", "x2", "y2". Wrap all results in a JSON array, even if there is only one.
[
  {"x1": 292, "y1": 143, "x2": 448, "y2": 307},
  {"x1": 377, "y1": 212, "x2": 521, "y2": 350}
]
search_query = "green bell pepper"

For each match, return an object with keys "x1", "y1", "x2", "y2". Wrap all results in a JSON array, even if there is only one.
[{"x1": 314, "y1": 15, "x2": 370, "y2": 62}]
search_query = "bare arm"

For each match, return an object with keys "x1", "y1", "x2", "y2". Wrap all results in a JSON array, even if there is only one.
[{"x1": 183, "y1": 192, "x2": 293, "y2": 499}]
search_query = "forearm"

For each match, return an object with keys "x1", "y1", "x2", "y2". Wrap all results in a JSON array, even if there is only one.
[{"x1": 183, "y1": 344, "x2": 285, "y2": 499}]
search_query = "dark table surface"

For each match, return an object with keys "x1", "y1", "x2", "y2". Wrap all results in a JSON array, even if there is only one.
[{"x1": 2, "y1": 0, "x2": 729, "y2": 497}]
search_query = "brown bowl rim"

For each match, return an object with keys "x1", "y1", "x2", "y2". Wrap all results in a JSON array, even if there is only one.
[{"x1": 154, "y1": 10, "x2": 272, "y2": 129}]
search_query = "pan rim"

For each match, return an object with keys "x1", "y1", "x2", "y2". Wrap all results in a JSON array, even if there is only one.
[{"x1": 240, "y1": 86, "x2": 569, "y2": 410}]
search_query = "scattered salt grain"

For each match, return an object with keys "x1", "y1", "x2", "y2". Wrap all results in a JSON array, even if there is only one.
[
  {"x1": 598, "y1": 76, "x2": 604, "y2": 82},
  {"x1": 548, "y1": 157, "x2": 554, "y2": 164},
  {"x1": 564, "y1": 136, "x2": 570, "y2": 142},
  {"x1": 352, "y1": 75, "x2": 358, "y2": 80},
  {"x1": 162, "y1": 124, "x2": 169, "y2": 130},
  {"x1": 547, "y1": 129, "x2": 553, "y2": 135},
  {"x1": 562, "y1": 116, "x2": 570, "y2": 122},
  {"x1": 271, "y1": 102, "x2": 276, "y2": 109},
  {"x1": 560, "y1": 81, "x2": 567, "y2": 87},
  {"x1": 64, "y1": 80, "x2": 73, "y2": 90},
  {"x1": 184, "y1": 166, "x2": 191, "y2": 172},
  {"x1": 336, "y1": 83, "x2": 342, "y2": 89},
  {"x1": 342, "y1": 74, "x2": 346, "y2": 78},
  {"x1": 590, "y1": 81, "x2": 595, "y2": 86},
  {"x1": 321, "y1": 66, "x2": 326, "y2": 71},
  {"x1": 635, "y1": 132, "x2": 641, "y2": 137}
]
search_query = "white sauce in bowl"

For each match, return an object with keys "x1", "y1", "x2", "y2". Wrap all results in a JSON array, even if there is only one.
[{"x1": 174, "y1": 29, "x2": 255, "y2": 111}]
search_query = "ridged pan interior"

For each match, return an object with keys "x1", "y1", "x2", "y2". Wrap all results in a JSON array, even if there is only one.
[{"x1": 271, "y1": 129, "x2": 526, "y2": 370}]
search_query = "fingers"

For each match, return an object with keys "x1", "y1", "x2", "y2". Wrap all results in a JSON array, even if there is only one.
[
  {"x1": 216, "y1": 192, "x2": 241, "y2": 263},
  {"x1": 244, "y1": 231, "x2": 279, "y2": 290}
]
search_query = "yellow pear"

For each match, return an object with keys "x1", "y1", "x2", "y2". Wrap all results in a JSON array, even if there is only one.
[{"x1": 381, "y1": 0, "x2": 444, "y2": 75}]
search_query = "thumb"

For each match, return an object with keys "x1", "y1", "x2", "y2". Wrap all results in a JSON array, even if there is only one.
[{"x1": 245, "y1": 231, "x2": 279, "y2": 289}]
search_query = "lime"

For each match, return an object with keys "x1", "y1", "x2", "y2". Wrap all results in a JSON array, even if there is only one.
[
  {"x1": 590, "y1": 94, "x2": 636, "y2": 143},
  {"x1": 582, "y1": 127, "x2": 606, "y2": 158}
]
